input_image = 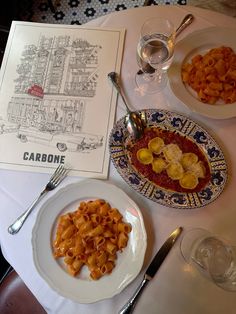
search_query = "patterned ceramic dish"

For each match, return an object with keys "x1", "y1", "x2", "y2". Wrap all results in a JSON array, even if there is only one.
[{"x1": 109, "y1": 109, "x2": 227, "y2": 209}]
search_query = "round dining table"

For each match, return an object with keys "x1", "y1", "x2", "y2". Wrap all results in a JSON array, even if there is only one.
[{"x1": 1, "y1": 4, "x2": 236, "y2": 314}]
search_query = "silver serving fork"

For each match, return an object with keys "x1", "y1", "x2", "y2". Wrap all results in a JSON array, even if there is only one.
[{"x1": 8, "y1": 164, "x2": 69, "y2": 235}]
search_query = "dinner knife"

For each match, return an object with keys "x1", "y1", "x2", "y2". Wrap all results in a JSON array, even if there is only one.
[{"x1": 119, "y1": 226, "x2": 183, "y2": 314}]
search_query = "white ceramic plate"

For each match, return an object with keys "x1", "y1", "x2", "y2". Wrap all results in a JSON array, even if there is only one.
[
  {"x1": 32, "y1": 179, "x2": 147, "y2": 303},
  {"x1": 168, "y1": 27, "x2": 236, "y2": 119}
]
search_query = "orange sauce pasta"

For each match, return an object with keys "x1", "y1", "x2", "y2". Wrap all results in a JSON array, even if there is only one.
[
  {"x1": 181, "y1": 46, "x2": 236, "y2": 104},
  {"x1": 52, "y1": 199, "x2": 132, "y2": 280}
]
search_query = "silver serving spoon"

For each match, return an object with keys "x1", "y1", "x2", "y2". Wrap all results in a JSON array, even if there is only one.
[
  {"x1": 108, "y1": 72, "x2": 145, "y2": 140},
  {"x1": 175, "y1": 13, "x2": 194, "y2": 36},
  {"x1": 137, "y1": 14, "x2": 194, "y2": 75}
]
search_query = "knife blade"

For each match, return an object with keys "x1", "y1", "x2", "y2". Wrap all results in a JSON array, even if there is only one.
[{"x1": 119, "y1": 226, "x2": 183, "y2": 314}]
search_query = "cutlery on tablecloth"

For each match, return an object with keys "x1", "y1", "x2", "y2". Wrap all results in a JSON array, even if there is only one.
[
  {"x1": 119, "y1": 226, "x2": 183, "y2": 314},
  {"x1": 137, "y1": 14, "x2": 194, "y2": 75},
  {"x1": 108, "y1": 71, "x2": 146, "y2": 140},
  {"x1": 7, "y1": 164, "x2": 69, "y2": 235}
]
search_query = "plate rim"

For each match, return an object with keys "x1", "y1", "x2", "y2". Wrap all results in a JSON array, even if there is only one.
[
  {"x1": 168, "y1": 26, "x2": 236, "y2": 119},
  {"x1": 109, "y1": 108, "x2": 228, "y2": 209},
  {"x1": 31, "y1": 179, "x2": 147, "y2": 303}
]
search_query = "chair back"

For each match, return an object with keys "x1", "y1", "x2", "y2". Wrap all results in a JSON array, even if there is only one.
[{"x1": 0, "y1": 270, "x2": 46, "y2": 314}]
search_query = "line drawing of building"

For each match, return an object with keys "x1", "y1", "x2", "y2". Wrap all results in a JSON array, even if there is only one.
[
  {"x1": 14, "y1": 35, "x2": 101, "y2": 97},
  {"x1": 1, "y1": 34, "x2": 104, "y2": 153}
]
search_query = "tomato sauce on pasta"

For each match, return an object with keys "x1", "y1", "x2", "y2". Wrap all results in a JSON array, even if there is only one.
[
  {"x1": 181, "y1": 46, "x2": 236, "y2": 105},
  {"x1": 52, "y1": 199, "x2": 132, "y2": 280},
  {"x1": 127, "y1": 127, "x2": 211, "y2": 193}
]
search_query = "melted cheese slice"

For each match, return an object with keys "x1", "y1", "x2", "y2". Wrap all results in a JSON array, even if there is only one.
[
  {"x1": 166, "y1": 162, "x2": 184, "y2": 180},
  {"x1": 148, "y1": 137, "x2": 165, "y2": 155},
  {"x1": 152, "y1": 158, "x2": 167, "y2": 174},
  {"x1": 181, "y1": 153, "x2": 198, "y2": 169},
  {"x1": 179, "y1": 171, "x2": 199, "y2": 189},
  {"x1": 163, "y1": 144, "x2": 183, "y2": 162},
  {"x1": 137, "y1": 148, "x2": 153, "y2": 165}
]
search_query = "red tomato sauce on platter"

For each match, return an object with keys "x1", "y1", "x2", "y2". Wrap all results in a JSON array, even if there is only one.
[{"x1": 126, "y1": 127, "x2": 211, "y2": 193}]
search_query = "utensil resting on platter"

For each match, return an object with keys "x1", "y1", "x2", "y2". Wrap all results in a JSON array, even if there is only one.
[{"x1": 108, "y1": 72, "x2": 145, "y2": 140}]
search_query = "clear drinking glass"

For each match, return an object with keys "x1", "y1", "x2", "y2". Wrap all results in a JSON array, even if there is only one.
[
  {"x1": 180, "y1": 228, "x2": 236, "y2": 291},
  {"x1": 135, "y1": 17, "x2": 176, "y2": 94}
]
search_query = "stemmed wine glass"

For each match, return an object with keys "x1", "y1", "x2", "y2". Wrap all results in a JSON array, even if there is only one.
[
  {"x1": 180, "y1": 228, "x2": 236, "y2": 291},
  {"x1": 135, "y1": 17, "x2": 176, "y2": 94}
]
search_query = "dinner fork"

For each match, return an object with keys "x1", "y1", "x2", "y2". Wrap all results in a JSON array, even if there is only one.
[{"x1": 8, "y1": 164, "x2": 69, "y2": 235}]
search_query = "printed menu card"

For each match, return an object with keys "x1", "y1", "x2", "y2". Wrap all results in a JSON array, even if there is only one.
[{"x1": 0, "y1": 21, "x2": 125, "y2": 177}]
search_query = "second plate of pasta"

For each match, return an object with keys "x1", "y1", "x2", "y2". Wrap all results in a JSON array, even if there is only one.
[
  {"x1": 168, "y1": 27, "x2": 236, "y2": 119},
  {"x1": 32, "y1": 179, "x2": 147, "y2": 303}
]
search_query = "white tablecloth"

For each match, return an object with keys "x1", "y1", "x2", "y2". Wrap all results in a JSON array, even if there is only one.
[{"x1": 1, "y1": 5, "x2": 236, "y2": 314}]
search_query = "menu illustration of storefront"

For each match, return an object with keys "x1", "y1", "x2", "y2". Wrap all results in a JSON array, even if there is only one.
[{"x1": 0, "y1": 21, "x2": 125, "y2": 178}]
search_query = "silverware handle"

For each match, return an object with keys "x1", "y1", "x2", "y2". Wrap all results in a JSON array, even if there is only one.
[
  {"x1": 7, "y1": 189, "x2": 47, "y2": 235},
  {"x1": 119, "y1": 276, "x2": 150, "y2": 314},
  {"x1": 175, "y1": 14, "x2": 194, "y2": 37},
  {"x1": 108, "y1": 72, "x2": 131, "y2": 113}
]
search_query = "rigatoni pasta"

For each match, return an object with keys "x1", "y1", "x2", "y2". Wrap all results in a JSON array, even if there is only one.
[
  {"x1": 52, "y1": 199, "x2": 132, "y2": 280},
  {"x1": 181, "y1": 46, "x2": 236, "y2": 104}
]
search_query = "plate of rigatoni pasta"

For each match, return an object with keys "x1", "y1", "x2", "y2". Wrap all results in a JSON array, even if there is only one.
[
  {"x1": 168, "y1": 27, "x2": 236, "y2": 119},
  {"x1": 32, "y1": 179, "x2": 147, "y2": 303}
]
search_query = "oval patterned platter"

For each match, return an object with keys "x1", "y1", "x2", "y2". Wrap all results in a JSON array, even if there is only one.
[{"x1": 109, "y1": 109, "x2": 227, "y2": 209}]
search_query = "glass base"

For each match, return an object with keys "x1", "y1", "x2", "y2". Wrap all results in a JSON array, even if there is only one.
[
  {"x1": 180, "y1": 228, "x2": 211, "y2": 265},
  {"x1": 180, "y1": 228, "x2": 236, "y2": 292},
  {"x1": 135, "y1": 71, "x2": 167, "y2": 95}
]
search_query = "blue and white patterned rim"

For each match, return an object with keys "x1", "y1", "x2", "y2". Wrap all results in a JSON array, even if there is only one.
[{"x1": 109, "y1": 109, "x2": 228, "y2": 209}]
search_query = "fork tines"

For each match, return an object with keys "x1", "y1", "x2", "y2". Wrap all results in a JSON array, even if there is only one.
[{"x1": 50, "y1": 164, "x2": 69, "y2": 185}]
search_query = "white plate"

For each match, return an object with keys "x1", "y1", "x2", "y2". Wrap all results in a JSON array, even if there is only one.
[
  {"x1": 32, "y1": 179, "x2": 147, "y2": 303},
  {"x1": 168, "y1": 27, "x2": 236, "y2": 119}
]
